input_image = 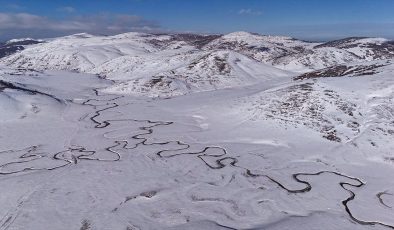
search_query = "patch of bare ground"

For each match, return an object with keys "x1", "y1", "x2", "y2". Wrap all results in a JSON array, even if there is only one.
[
  {"x1": 294, "y1": 63, "x2": 387, "y2": 80},
  {"x1": 80, "y1": 219, "x2": 91, "y2": 230}
]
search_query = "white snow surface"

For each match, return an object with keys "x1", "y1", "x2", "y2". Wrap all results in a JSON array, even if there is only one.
[
  {"x1": 0, "y1": 32, "x2": 394, "y2": 230},
  {"x1": 2, "y1": 31, "x2": 393, "y2": 97}
]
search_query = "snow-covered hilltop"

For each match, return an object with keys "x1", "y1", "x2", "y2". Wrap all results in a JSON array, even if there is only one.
[
  {"x1": 1, "y1": 31, "x2": 393, "y2": 97},
  {"x1": 1, "y1": 31, "x2": 393, "y2": 142}
]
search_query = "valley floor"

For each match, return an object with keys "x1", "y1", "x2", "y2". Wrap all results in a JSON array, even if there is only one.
[{"x1": 0, "y1": 68, "x2": 393, "y2": 230}]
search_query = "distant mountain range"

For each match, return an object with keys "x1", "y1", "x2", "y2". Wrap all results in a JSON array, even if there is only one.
[{"x1": 1, "y1": 31, "x2": 393, "y2": 97}]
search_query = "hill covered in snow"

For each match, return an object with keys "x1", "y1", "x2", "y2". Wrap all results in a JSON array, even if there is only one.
[
  {"x1": 1, "y1": 31, "x2": 394, "y2": 230},
  {"x1": 1, "y1": 31, "x2": 393, "y2": 97}
]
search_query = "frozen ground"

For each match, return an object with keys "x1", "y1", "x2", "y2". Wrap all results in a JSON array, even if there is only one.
[
  {"x1": 0, "y1": 32, "x2": 393, "y2": 230},
  {"x1": 0, "y1": 66, "x2": 393, "y2": 230}
]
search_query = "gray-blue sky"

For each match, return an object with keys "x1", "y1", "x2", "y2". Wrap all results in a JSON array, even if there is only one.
[{"x1": 0, "y1": 0, "x2": 394, "y2": 41}]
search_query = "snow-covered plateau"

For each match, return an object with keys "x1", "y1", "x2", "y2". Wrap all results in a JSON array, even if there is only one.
[{"x1": 0, "y1": 32, "x2": 393, "y2": 230}]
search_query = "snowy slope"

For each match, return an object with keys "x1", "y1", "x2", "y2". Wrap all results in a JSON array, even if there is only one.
[
  {"x1": 204, "y1": 32, "x2": 394, "y2": 72},
  {"x1": 1, "y1": 65, "x2": 393, "y2": 229},
  {"x1": 315, "y1": 37, "x2": 394, "y2": 60},
  {"x1": 0, "y1": 32, "x2": 293, "y2": 97},
  {"x1": 104, "y1": 50, "x2": 292, "y2": 97},
  {"x1": 0, "y1": 31, "x2": 394, "y2": 230},
  {"x1": 237, "y1": 60, "x2": 394, "y2": 143},
  {"x1": 2, "y1": 31, "x2": 393, "y2": 97}
]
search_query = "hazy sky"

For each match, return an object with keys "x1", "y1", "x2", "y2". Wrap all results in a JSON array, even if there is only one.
[{"x1": 1, "y1": 0, "x2": 394, "y2": 41}]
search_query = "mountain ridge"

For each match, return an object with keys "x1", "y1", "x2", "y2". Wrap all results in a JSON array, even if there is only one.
[{"x1": 1, "y1": 31, "x2": 393, "y2": 97}]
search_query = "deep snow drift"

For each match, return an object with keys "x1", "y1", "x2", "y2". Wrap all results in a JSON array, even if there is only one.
[{"x1": 0, "y1": 32, "x2": 393, "y2": 230}]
